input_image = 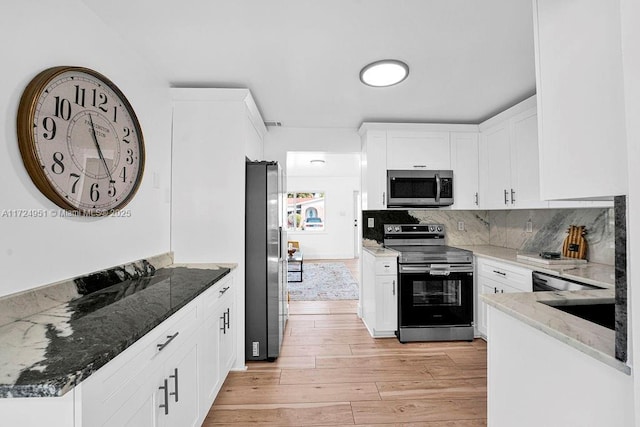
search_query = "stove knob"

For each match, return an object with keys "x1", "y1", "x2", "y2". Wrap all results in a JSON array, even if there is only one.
[
  {"x1": 437, "y1": 226, "x2": 443, "y2": 232},
  {"x1": 394, "y1": 226, "x2": 400, "y2": 232},
  {"x1": 429, "y1": 225, "x2": 435, "y2": 232},
  {"x1": 386, "y1": 226, "x2": 393, "y2": 232}
]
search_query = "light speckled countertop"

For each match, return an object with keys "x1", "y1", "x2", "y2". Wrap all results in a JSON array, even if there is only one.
[
  {"x1": 482, "y1": 289, "x2": 628, "y2": 374},
  {"x1": 464, "y1": 245, "x2": 627, "y2": 374},
  {"x1": 456, "y1": 245, "x2": 614, "y2": 289},
  {"x1": 362, "y1": 246, "x2": 399, "y2": 257}
]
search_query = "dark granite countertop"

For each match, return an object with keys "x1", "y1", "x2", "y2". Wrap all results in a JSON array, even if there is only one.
[{"x1": 0, "y1": 257, "x2": 232, "y2": 398}]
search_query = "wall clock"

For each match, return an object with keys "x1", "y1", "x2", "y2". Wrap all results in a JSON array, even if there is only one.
[{"x1": 17, "y1": 66, "x2": 145, "y2": 216}]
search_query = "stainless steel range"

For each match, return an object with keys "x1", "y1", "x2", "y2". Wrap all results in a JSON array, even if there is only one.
[{"x1": 384, "y1": 224, "x2": 474, "y2": 343}]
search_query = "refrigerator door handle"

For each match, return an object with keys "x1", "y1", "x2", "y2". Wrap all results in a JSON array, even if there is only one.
[{"x1": 278, "y1": 226, "x2": 282, "y2": 260}]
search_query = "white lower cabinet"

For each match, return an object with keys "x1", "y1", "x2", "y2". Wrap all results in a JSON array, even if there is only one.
[
  {"x1": 75, "y1": 271, "x2": 236, "y2": 427},
  {"x1": 475, "y1": 257, "x2": 532, "y2": 338},
  {"x1": 361, "y1": 250, "x2": 398, "y2": 337}
]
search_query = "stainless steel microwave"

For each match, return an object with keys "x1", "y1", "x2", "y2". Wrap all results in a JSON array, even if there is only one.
[{"x1": 387, "y1": 170, "x2": 454, "y2": 207}]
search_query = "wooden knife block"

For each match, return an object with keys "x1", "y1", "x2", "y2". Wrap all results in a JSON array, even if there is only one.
[{"x1": 562, "y1": 225, "x2": 588, "y2": 259}]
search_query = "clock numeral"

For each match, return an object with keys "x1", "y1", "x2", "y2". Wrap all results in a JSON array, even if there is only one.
[
  {"x1": 91, "y1": 89, "x2": 108, "y2": 113},
  {"x1": 54, "y1": 96, "x2": 71, "y2": 121},
  {"x1": 69, "y1": 173, "x2": 81, "y2": 194},
  {"x1": 123, "y1": 127, "x2": 131, "y2": 143},
  {"x1": 119, "y1": 166, "x2": 127, "y2": 183},
  {"x1": 108, "y1": 180, "x2": 117, "y2": 197},
  {"x1": 112, "y1": 106, "x2": 118, "y2": 123},
  {"x1": 90, "y1": 183, "x2": 100, "y2": 202},
  {"x1": 125, "y1": 149, "x2": 134, "y2": 165},
  {"x1": 74, "y1": 85, "x2": 86, "y2": 107},
  {"x1": 42, "y1": 117, "x2": 57, "y2": 140},
  {"x1": 51, "y1": 152, "x2": 65, "y2": 175}
]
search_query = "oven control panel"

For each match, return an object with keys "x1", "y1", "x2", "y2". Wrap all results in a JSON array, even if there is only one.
[{"x1": 384, "y1": 223, "x2": 444, "y2": 235}]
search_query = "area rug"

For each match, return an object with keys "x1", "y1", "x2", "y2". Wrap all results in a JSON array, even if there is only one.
[{"x1": 287, "y1": 262, "x2": 359, "y2": 301}]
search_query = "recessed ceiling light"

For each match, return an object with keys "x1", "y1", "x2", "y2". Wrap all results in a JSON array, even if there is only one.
[{"x1": 360, "y1": 60, "x2": 409, "y2": 87}]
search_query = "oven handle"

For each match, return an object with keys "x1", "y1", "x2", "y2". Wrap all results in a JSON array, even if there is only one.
[
  {"x1": 435, "y1": 173, "x2": 441, "y2": 203},
  {"x1": 398, "y1": 264, "x2": 474, "y2": 274}
]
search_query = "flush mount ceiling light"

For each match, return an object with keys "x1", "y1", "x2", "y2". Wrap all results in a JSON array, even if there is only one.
[
  {"x1": 310, "y1": 159, "x2": 325, "y2": 165},
  {"x1": 360, "y1": 59, "x2": 409, "y2": 87}
]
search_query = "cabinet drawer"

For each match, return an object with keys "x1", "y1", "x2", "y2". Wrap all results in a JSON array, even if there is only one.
[
  {"x1": 202, "y1": 275, "x2": 233, "y2": 312},
  {"x1": 477, "y1": 258, "x2": 532, "y2": 292},
  {"x1": 375, "y1": 258, "x2": 397, "y2": 275}
]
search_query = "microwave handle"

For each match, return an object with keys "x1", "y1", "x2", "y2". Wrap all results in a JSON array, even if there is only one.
[{"x1": 435, "y1": 173, "x2": 441, "y2": 203}]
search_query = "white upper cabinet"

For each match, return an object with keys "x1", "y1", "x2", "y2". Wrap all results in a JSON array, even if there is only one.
[
  {"x1": 386, "y1": 131, "x2": 451, "y2": 170},
  {"x1": 533, "y1": 0, "x2": 627, "y2": 200},
  {"x1": 360, "y1": 128, "x2": 387, "y2": 210},
  {"x1": 479, "y1": 96, "x2": 548, "y2": 209},
  {"x1": 450, "y1": 132, "x2": 479, "y2": 209},
  {"x1": 359, "y1": 123, "x2": 478, "y2": 211}
]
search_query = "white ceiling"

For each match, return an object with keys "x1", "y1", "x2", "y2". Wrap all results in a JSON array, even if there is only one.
[{"x1": 83, "y1": 0, "x2": 536, "y2": 129}]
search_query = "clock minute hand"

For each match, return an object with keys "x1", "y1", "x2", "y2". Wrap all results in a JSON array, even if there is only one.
[{"x1": 88, "y1": 113, "x2": 113, "y2": 182}]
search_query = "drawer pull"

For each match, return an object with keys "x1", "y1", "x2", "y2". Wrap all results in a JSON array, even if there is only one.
[
  {"x1": 494, "y1": 287, "x2": 498, "y2": 293},
  {"x1": 159, "y1": 378, "x2": 169, "y2": 415},
  {"x1": 225, "y1": 308, "x2": 230, "y2": 329},
  {"x1": 392, "y1": 280, "x2": 396, "y2": 296},
  {"x1": 219, "y1": 286, "x2": 230, "y2": 295},
  {"x1": 169, "y1": 368, "x2": 179, "y2": 402},
  {"x1": 157, "y1": 332, "x2": 179, "y2": 352},
  {"x1": 492, "y1": 270, "x2": 506, "y2": 276}
]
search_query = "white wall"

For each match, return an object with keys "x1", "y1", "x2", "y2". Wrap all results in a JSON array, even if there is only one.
[
  {"x1": 620, "y1": 0, "x2": 640, "y2": 421},
  {"x1": 264, "y1": 127, "x2": 361, "y2": 259},
  {"x1": 0, "y1": 1, "x2": 172, "y2": 297}
]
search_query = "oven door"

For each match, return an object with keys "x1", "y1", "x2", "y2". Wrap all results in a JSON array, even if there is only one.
[{"x1": 398, "y1": 264, "x2": 473, "y2": 327}]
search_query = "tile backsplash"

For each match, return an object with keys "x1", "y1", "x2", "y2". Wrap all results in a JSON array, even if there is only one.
[{"x1": 363, "y1": 207, "x2": 614, "y2": 265}]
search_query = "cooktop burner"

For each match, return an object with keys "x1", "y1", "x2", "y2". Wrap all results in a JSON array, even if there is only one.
[{"x1": 383, "y1": 223, "x2": 472, "y2": 264}]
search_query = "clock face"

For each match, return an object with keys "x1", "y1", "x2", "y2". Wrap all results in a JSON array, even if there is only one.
[{"x1": 17, "y1": 67, "x2": 145, "y2": 216}]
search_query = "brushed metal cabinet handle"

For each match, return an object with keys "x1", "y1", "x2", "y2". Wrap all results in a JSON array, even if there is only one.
[
  {"x1": 225, "y1": 308, "x2": 230, "y2": 329},
  {"x1": 219, "y1": 286, "x2": 230, "y2": 295},
  {"x1": 475, "y1": 192, "x2": 478, "y2": 205},
  {"x1": 159, "y1": 378, "x2": 169, "y2": 415},
  {"x1": 157, "y1": 332, "x2": 179, "y2": 352},
  {"x1": 392, "y1": 280, "x2": 396, "y2": 296},
  {"x1": 511, "y1": 188, "x2": 516, "y2": 204},
  {"x1": 382, "y1": 192, "x2": 386, "y2": 206},
  {"x1": 220, "y1": 312, "x2": 227, "y2": 334},
  {"x1": 504, "y1": 189, "x2": 509, "y2": 205},
  {"x1": 169, "y1": 368, "x2": 179, "y2": 402}
]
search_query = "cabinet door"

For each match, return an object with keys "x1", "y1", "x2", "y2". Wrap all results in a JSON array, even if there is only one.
[
  {"x1": 361, "y1": 251, "x2": 376, "y2": 333},
  {"x1": 480, "y1": 122, "x2": 511, "y2": 209},
  {"x1": 375, "y1": 275, "x2": 397, "y2": 334},
  {"x1": 361, "y1": 130, "x2": 387, "y2": 210},
  {"x1": 199, "y1": 311, "x2": 221, "y2": 412},
  {"x1": 509, "y1": 109, "x2": 547, "y2": 208},
  {"x1": 387, "y1": 131, "x2": 451, "y2": 170},
  {"x1": 159, "y1": 342, "x2": 199, "y2": 427},
  {"x1": 218, "y1": 291, "x2": 236, "y2": 377},
  {"x1": 476, "y1": 277, "x2": 496, "y2": 338},
  {"x1": 533, "y1": 0, "x2": 627, "y2": 200},
  {"x1": 451, "y1": 132, "x2": 479, "y2": 209}
]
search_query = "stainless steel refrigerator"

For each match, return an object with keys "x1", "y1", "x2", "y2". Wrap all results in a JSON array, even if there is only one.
[{"x1": 245, "y1": 160, "x2": 287, "y2": 361}]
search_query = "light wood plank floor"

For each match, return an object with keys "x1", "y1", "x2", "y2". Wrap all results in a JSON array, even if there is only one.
[{"x1": 204, "y1": 298, "x2": 487, "y2": 426}]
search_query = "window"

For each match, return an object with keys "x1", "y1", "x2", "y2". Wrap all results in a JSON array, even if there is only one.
[{"x1": 287, "y1": 192, "x2": 325, "y2": 231}]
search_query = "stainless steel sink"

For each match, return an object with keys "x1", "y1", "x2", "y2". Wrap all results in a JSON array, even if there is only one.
[{"x1": 542, "y1": 301, "x2": 615, "y2": 330}]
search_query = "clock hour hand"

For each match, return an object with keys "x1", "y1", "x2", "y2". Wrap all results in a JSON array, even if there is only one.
[{"x1": 88, "y1": 113, "x2": 113, "y2": 182}]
